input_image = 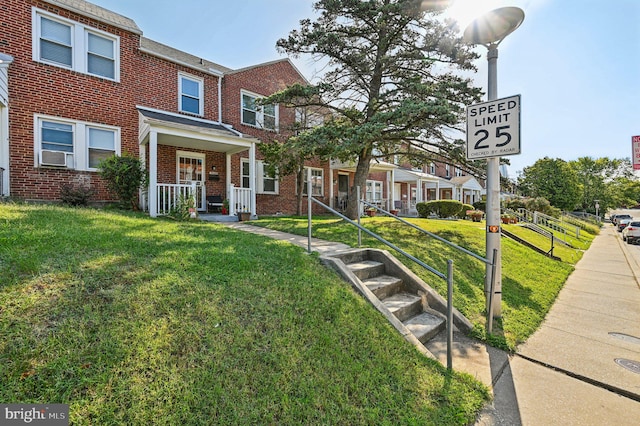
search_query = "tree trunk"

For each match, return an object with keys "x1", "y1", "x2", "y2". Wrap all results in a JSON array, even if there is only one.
[
  {"x1": 345, "y1": 151, "x2": 373, "y2": 219},
  {"x1": 296, "y1": 167, "x2": 305, "y2": 216}
]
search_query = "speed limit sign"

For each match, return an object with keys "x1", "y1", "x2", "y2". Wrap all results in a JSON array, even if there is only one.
[{"x1": 466, "y1": 94, "x2": 521, "y2": 160}]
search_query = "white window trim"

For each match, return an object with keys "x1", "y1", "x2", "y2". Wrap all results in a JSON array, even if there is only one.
[
  {"x1": 32, "y1": 7, "x2": 120, "y2": 81},
  {"x1": 258, "y1": 161, "x2": 279, "y2": 194},
  {"x1": 178, "y1": 72, "x2": 204, "y2": 116},
  {"x1": 241, "y1": 90, "x2": 279, "y2": 131},
  {"x1": 366, "y1": 180, "x2": 383, "y2": 201},
  {"x1": 241, "y1": 158, "x2": 279, "y2": 194},
  {"x1": 34, "y1": 114, "x2": 120, "y2": 171},
  {"x1": 301, "y1": 167, "x2": 324, "y2": 197}
]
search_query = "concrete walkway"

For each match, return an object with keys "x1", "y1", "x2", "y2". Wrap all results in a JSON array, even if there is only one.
[{"x1": 218, "y1": 219, "x2": 640, "y2": 425}]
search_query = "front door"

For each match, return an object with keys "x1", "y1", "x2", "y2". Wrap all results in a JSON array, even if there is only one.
[
  {"x1": 177, "y1": 152, "x2": 206, "y2": 211},
  {"x1": 338, "y1": 174, "x2": 349, "y2": 210}
]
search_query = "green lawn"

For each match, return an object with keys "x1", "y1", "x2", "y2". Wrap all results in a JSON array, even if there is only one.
[
  {"x1": 0, "y1": 204, "x2": 489, "y2": 425},
  {"x1": 253, "y1": 215, "x2": 593, "y2": 350}
]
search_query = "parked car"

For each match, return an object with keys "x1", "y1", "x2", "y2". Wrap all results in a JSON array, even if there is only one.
[
  {"x1": 622, "y1": 221, "x2": 640, "y2": 243},
  {"x1": 617, "y1": 217, "x2": 632, "y2": 232},
  {"x1": 613, "y1": 214, "x2": 632, "y2": 226}
]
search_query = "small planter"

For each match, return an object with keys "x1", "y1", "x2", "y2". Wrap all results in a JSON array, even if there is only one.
[
  {"x1": 238, "y1": 212, "x2": 251, "y2": 221},
  {"x1": 365, "y1": 209, "x2": 377, "y2": 217},
  {"x1": 221, "y1": 207, "x2": 228, "y2": 215},
  {"x1": 389, "y1": 209, "x2": 399, "y2": 216}
]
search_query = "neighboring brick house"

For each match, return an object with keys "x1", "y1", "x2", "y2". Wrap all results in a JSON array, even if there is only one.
[
  {"x1": 0, "y1": 0, "x2": 481, "y2": 218},
  {"x1": 0, "y1": 0, "x2": 332, "y2": 217}
]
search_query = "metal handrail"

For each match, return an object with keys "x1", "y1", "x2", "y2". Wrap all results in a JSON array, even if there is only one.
[
  {"x1": 360, "y1": 199, "x2": 490, "y2": 265},
  {"x1": 310, "y1": 197, "x2": 446, "y2": 279},
  {"x1": 307, "y1": 195, "x2": 455, "y2": 369}
]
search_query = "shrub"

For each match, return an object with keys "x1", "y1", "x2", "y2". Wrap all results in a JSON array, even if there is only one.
[
  {"x1": 504, "y1": 198, "x2": 526, "y2": 210},
  {"x1": 167, "y1": 194, "x2": 198, "y2": 221},
  {"x1": 473, "y1": 200, "x2": 486, "y2": 211},
  {"x1": 59, "y1": 183, "x2": 94, "y2": 206},
  {"x1": 416, "y1": 200, "x2": 463, "y2": 218},
  {"x1": 461, "y1": 204, "x2": 474, "y2": 217},
  {"x1": 98, "y1": 154, "x2": 147, "y2": 210}
]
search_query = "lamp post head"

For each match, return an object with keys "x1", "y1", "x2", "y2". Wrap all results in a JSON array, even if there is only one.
[{"x1": 463, "y1": 7, "x2": 525, "y2": 46}]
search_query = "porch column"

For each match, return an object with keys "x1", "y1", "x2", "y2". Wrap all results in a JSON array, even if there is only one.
[
  {"x1": 249, "y1": 143, "x2": 256, "y2": 217},
  {"x1": 436, "y1": 180, "x2": 440, "y2": 200},
  {"x1": 417, "y1": 179, "x2": 423, "y2": 203},
  {"x1": 225, "y1": 153, "x2": 231, "y2": 200},
  {"x1": 0, "y1": 104, "x2": 8, "y2": 196},
  {"x1": 149, "y1": 130, "x2": 158, "y2": 218},
  {"x1": 389, "y1": 169, "x2": 395, "y2": 211},
  {"x1": 0, "y1": 55, "x2": 12, "y2": 197},
  {"x1": 139, "y1": 143, "x2": 146, "y2": 211},
  {"x1": 329, "y1": 167, "x2": 335, "y2": 209}
]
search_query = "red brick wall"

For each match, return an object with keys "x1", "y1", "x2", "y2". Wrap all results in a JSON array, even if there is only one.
[
  {"x1": 3, "y1": 1, "x2": 328, "y2": 215},
  {"x1": 5, "y1": 0, "x2": 141, "y2": 201}
]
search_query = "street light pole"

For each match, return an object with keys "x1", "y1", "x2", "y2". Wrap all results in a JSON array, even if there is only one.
[{"x1": 464, "y1": 7, "x2": 524, "y2": 318}]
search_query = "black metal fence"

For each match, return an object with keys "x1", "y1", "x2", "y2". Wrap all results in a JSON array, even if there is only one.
[{"x1": 0, "y1": 166, "x2": 4, "y2": 196}]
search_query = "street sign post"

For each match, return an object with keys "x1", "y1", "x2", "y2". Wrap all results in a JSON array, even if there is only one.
[
  {"x1": 466, "y1": 94, "x2": 521, "y2": 160},
  {"x1": 632, "y1": 136, "x2": 640, "y2": 170}
]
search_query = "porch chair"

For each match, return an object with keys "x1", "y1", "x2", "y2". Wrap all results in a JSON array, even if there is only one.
[{"x1": 206, "y1": 195, "x2": 224, "y2": 213}]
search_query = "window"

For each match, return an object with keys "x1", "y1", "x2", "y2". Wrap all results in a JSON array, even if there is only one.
[
  {"x1": 36, "y1": 115, "x2": 120, "y2": 170},
  {"x1": 455, "y1": 167, "x2": 463, "y2": 177},
  {"x1": 241, "y1": 159, "x2": 279, "y2": 193},
  {"x1": 445, "y1": 164, "x2": 451, "y2": 178},
  {"x1": 41, "y1": 121, "x2": 73, "y2": 153},
  {"x1": 33, "y1": 9, "x2": 119, "y2": 81},
  {"x1": 366, "y1": 180, "x2": 383, "y2": 201},
  {"x1": 39, "y1": 17, "x2": 72, "y2": 67},
  {"x1": 241, "y1": 91, "x2": 278, "y2": 131},
  {"x1": 429, "y1": 162, "x2": 436, "y2": 174},
  {"x1": 87, "y1": 127, "x2": 116, "y2": 168},
  {"x1": 302, "y1": 168, "x2": 323, "y2": 196},
  {"x1": 241, "y1": 160, "x2": 250, "y2": 189},
  {"x1": 87, "y1": 32, "x2": 115, "y2": 79},
  {"x1": 259, "y1": 162, "x2": 278, "y2": 194},
  {"x1": 179, "y1": 73, "x2": 203, "y2": 115}
]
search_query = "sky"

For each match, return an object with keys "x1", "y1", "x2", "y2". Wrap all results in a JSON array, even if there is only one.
[{"x1": 96, "y1": 0, "x2": 640, "y2": 179}]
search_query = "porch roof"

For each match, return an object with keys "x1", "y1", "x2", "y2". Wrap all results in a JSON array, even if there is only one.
[
  {"x1": 450, "y1": 175, "x2": 484, "y2": 191},
  {"x1": 331, "y1": 159, "x2": 397, "y2": 172},
  {"x1": 394, "y1": 168, "x2": 440, "y2": 183},
  {"x1": 138, "y1": 107, "x2": 256, "y2": 154}
]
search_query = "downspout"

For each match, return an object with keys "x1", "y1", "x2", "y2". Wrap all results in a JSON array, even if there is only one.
[{"x1": 218, "y1": 75, "x2": 223, "y2": 123}]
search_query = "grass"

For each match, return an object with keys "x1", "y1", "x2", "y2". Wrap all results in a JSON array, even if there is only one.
[
  {"x1": 252, "y1": 215, "x2": 594, "y2": 350},
  {"x1": 0, "y1": 204, "x2": 489, "y2": 425}
]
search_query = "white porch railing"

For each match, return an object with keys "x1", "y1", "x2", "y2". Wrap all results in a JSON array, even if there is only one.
[
  {"x1": 229, "y1": 185, "x2": 251, "y2": 215},
  {"x1": 156, "y1": 183, "x2": 197, "y2": 216}
]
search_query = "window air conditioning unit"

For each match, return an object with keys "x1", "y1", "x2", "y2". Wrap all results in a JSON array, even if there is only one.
[{"x1": 40, "y1": 150, "x2": 68, "y2": 167}]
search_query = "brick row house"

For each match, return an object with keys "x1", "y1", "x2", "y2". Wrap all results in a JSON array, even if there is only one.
[{"x1": 0, "y1": 0, "x2": 482, "y2": 219}]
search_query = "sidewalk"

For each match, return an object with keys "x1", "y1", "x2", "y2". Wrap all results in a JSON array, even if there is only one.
[
  {"x1": 221, "y1": 221, "x2": 640, "y2": 425},
  {"x1": 480, "y1": 225, "x2": 640, "y2": 425}
]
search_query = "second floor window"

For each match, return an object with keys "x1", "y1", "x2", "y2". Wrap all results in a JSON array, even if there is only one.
[
  {"x1": 179, "y1": 74, "x2": 203, "y2": 115},
  {"x1": 34, "y1": 9, "x2": 119, "y2": 81},
  {"x1": 242, "y1": 91, "x2": 278, "y2": 131}
]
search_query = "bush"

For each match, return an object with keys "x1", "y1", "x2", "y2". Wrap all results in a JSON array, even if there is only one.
[
  {"x1": 59, "y1": 183, "x2": 94, "y2": 206},
  {"x1": 473, "y1": 200, "x2": 486, "y2": 211},
  {"x1": 416, "y1": 200, "x2": 463, "y2": 218},
  {"x1": 461, "y1": 204, "x2": 474, "y2": 217},
  {"x1": 167, "y1": 194, "x2": 197, "y2": 221},
  {"x1": 98, "y1": 154, "x2": 147, "y2": 210},
  {"x1": 504, "y1": 198, "x2": 526, "y2": 210}
]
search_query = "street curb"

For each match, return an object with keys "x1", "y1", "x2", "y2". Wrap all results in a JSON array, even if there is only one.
[{"x1": 614, "y1": 226, "x2": 640, "y2": 290}]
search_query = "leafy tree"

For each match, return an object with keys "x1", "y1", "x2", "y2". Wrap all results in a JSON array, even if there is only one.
[
  {"x1": 263, "y1": 0, "x2": 482, "y2": 218},
  {"x1": 259, "y1": 107, "x2": 325, "y2": 215},
  {"x1": 99, "y1": 153, "x2": 147, "y2": 210},
  {"x1": 569, "y1": 157, "x2": 632, "y2": 214},
  {"x1": 518, "y1": 157, "x2": 580, "y2": 211}
]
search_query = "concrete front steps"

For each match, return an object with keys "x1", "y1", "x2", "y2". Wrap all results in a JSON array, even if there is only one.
[{"x1": 321, "y1": 248, "x2": 473, "y2": 357}]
